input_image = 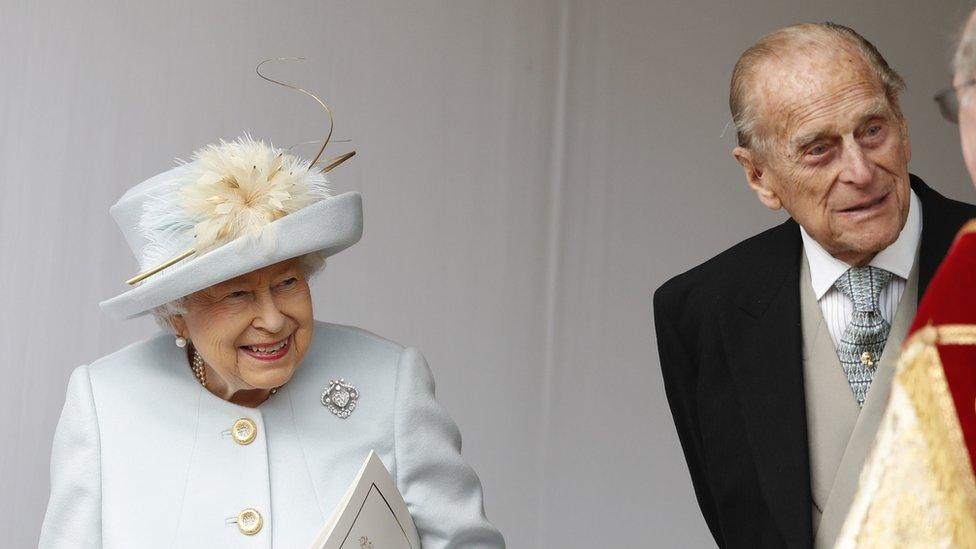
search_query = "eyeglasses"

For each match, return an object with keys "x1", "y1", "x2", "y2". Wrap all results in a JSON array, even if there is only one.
[{"x1": 934, "y1": 79, "x2": 976, "y2": 124}]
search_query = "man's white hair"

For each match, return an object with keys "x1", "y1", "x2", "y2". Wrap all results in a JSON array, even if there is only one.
[
  {"x1": 152, "y1": 251, "x2": 326, "y2": 332},
  {"x1": 730, "y1": 22, "x2": 906, "y2": 154}
]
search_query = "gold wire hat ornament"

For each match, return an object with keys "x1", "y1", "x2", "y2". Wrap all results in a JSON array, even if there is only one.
[{"x1": 125, "y1": 58, "x2": 356, "y2": 286}]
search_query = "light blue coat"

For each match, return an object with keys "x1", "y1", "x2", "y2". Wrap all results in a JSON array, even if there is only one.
[{"x1": 40, "y1": 322, "x2": 504, "y2": 548}]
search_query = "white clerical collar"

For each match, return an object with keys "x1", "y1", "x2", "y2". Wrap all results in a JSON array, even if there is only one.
[{"x1": 800, "y1": 189, "x2": 922, "y2": 300}]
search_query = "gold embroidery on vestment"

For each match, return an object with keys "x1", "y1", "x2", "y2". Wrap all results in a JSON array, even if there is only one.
[{"x1": 836, "y1": 324, "x2": 976, "y2": 548}]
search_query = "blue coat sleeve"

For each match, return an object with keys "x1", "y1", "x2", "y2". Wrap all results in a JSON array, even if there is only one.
[
  {"x1": 39, "y1": 365, "x2": 102, "y2": 548},
  {"x1": 392, "y1": 347, "x2": 505, "y2": 549}
]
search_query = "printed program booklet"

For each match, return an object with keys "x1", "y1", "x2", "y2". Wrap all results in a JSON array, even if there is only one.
[{"x1": 310, "y1": 450, "x2": 421, "y2": 549}]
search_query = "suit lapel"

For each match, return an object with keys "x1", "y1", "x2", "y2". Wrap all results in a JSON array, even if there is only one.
[
  {"x1": 912, "y1": 175, "x2": 976, "y2": 297},
  {"x1": 719, "y1": 219, "x2": 813, "y2": 547}
]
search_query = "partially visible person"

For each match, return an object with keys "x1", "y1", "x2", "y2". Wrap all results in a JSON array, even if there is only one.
[
  {"x1": 836, "y1": 12, "x2": 976, "y2": 547},
  {"x1": 654, "y1": 22, "x2": 976, "y2": 548}
]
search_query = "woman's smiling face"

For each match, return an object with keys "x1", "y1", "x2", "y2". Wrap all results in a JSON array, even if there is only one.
[{"x1": 172, "y1": 257, "x2": 314, "y2": 400}]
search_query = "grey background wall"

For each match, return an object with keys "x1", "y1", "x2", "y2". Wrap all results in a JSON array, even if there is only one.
[{"x1": 2, "y1": 1, "x2": 975, "y2": 547}]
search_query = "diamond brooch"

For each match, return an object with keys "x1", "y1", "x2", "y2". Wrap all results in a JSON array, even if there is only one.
[{"x1": 321, "y1": 378, "x2": 359, "y2": 419}]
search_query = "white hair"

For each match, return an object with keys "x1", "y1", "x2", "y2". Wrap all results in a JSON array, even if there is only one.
[
  {"x1": 152, "y1": 251, "x2": 327, "y2": 332},
  {"x1": 730, "y1": 22, "x2": 906, "y2": 154}
]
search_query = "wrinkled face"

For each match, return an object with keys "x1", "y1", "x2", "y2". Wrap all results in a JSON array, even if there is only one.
[
  {"x1": 735, "y1": 48, "x2": 912, "y2": 265},
  {"x1": 175, "y1": 258, "x2": 314, "y2": 392}
]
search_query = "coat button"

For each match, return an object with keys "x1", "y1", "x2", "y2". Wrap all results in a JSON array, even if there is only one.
[
  {"x1": 236, "y1": 508, "x2": 263, "y2": 535},
  {"x1": 232, "y1": 418, "x2": 257, "y2": 445}
]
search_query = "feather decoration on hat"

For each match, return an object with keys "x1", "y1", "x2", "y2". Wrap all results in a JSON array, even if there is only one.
[
  {"x1": 125, "y1": 58, "x2": 357, "y2": 286},
  {"x1": 136, "y1": 136, "x2": 331, "y2": 272}
]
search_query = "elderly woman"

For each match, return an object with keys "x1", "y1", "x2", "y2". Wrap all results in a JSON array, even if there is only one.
[{"x1": 39, "y1": 136, "x2": 504, "y2": 548}]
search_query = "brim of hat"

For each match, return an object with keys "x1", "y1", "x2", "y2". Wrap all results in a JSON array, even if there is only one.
[{"x1": 100, "y1": 191, "x2": 363, "y2": 320}]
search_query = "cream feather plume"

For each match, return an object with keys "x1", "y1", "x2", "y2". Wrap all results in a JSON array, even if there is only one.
[{"x1": 137, "y1": 136, "x2": 332, "y2": 271}]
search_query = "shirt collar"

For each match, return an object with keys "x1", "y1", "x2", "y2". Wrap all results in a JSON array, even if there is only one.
[{"x1": 800, "y1": 189, "x2": 922, "y2": 299}]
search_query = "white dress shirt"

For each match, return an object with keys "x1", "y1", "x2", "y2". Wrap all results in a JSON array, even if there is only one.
[{"x1": 800, "y1": 190, "x2": 922, "y2": 349}]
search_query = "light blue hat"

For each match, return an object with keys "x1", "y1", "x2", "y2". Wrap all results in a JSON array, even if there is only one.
[{"x1": 99, "y1": 137, "x2": 362, "y2": 320}]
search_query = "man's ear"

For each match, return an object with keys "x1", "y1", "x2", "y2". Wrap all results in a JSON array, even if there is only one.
[{"x1": 733, "y1": 146, "x2": 782, "y2": 210}]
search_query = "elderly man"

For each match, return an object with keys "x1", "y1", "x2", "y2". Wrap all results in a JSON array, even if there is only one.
[{"x1": 654, "y1": 22, "x2": 976, "y2": 548}]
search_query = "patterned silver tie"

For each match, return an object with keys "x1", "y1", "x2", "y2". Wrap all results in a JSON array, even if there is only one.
[{"x1": 833, "y1": 266, "x2": 893, "y2": 407}]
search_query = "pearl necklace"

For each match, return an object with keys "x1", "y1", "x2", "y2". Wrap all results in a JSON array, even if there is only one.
[
  {"x1": 191, "y1": 348, "x2": 208, "y2": 387},
  {"x1": 190, "y1": 348, "x2": 279, "y2": 395}
]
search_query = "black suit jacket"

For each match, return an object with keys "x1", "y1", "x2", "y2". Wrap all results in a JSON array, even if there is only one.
[{"x1": 653, "y1": 176, "x2": 976, "y2": 548}]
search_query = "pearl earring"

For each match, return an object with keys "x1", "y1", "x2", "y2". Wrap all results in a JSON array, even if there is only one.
[{"x1": 175, "y1": 335, "x2": 188, "y2": 348}]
